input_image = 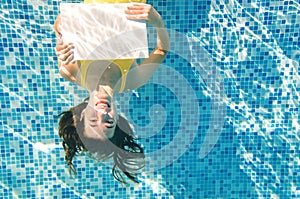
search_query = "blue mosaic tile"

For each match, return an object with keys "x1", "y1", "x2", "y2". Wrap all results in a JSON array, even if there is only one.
[{"x1": 0, "y1": 0, "x2": 299, "y2": 198}]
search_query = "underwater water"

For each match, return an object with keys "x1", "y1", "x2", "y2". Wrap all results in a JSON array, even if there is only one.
[{"x1": 0, "y1": 0, "x2": 299, "y2": 198}]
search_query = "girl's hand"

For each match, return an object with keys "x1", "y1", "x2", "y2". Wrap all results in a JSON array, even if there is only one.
[
  {"x1": 54, "y1": 15, "x2": 78, "y2": 82},
  {"x1": 55, "y1": 38, "x2": 75, "y2": 65},
  {"x1": 125, "y1": 3, "x2": 164, "y2": 27},
  {"x1": 54, "y1": 15, "x2": 75, "y2": 65}
]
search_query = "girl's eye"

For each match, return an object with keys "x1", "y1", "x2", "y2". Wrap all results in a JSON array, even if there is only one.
[{"x1": 89, "y1": 119, "x2": 98, "y2": 127}]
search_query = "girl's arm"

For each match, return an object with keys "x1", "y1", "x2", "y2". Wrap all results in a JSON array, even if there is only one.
[{"x1": 123, "y1": 4, "x2": 170, "y2": 91}]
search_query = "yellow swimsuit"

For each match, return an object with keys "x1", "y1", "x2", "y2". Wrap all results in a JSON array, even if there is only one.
[
  {"x1": 80, "y1": 59, "x2": 134, "y2": 92},
  {"x1": 80, "y1": 0, "x2": 146, "y2": 92}
]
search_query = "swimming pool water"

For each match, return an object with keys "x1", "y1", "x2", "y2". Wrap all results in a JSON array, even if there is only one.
[{"x1": 0, "y1": 0, "x2": 299, "y2": 198}]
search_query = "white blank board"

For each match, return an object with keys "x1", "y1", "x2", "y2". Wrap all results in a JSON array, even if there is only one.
[{"x1": 60, "y1": 3, "x2": 149, "y2": 60}]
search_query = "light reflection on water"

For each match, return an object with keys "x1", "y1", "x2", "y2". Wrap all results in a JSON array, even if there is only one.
[{"x1": 0, "y1": 0, "x2": 299, "y2": 198}]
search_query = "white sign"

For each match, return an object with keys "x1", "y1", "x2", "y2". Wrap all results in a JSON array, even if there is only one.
[{"x1": 60, "y1": 3, "x2": 149, "y2": 60}]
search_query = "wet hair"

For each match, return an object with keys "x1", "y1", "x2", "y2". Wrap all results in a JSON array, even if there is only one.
[{"x1": 58, "y1": 100, "x2": 145, "y2": 183}]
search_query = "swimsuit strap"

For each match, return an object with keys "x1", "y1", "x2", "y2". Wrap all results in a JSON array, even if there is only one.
[
  {"x1": 79, "y1": 60, "x2": 94, "y2": 88},
  {"x1": 112, "y1": 59, "x2": 134, "y2": 92}
]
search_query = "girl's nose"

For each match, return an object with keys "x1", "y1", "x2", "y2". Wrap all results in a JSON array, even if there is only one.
[{"x1": 104, "y1": 106, "x2": 111, "y2": 114}]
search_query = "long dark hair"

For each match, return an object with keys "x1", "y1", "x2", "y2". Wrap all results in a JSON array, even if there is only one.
[{"x1": 58, "y1": 100, "x2": 145, "y2": 183}]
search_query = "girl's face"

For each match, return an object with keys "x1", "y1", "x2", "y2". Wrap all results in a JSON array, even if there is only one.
[{"x1": 83, "y1": 86, "x2": 119, "y2": 140}]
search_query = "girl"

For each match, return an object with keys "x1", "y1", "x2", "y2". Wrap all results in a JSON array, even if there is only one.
[{"x1": 55, "y1": 1, "x2": 169, "y2": 183}]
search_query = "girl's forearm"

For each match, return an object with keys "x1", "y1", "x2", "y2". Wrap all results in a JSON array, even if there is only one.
[{"x1": 155, "y1": 22, "x2": 170, "y2": 53}]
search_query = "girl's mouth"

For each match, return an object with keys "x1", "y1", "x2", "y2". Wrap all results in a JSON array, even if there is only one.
[
  {"x1": 105, "y1": 118, "x2": 115, "y2": 128},
  {"x1": 95, "y1": 100, "x2": 111, "y2": 108}
]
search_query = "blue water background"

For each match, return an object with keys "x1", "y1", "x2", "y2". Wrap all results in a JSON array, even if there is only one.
[{"x1": 0, "y1": 0, "x2": 299, "y2": 198}]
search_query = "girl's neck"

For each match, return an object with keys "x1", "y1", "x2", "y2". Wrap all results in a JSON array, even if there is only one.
[
  {"x1": 97, "y1": 85, "x2": 114, "y2": 98},
  {"x1": 85, "y1": 62, "x2": 122, "y2": 93}
]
